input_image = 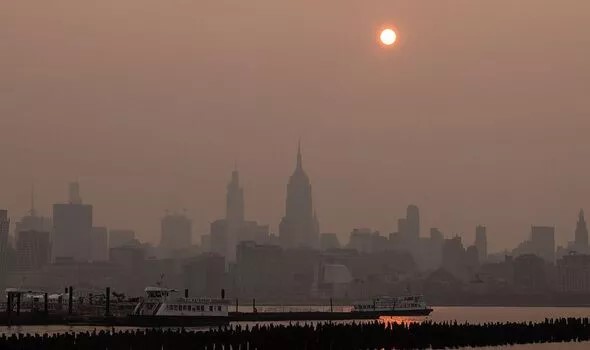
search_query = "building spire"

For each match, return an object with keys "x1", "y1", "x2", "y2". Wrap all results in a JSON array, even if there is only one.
[
  {"x1": 296, "y1": 139, "x2": 303, "y2": 171},
  {"x1": 29, "y1": 184, "x2": 37, "y2": 217}
]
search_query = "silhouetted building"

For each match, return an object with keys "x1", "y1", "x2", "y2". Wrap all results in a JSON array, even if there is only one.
[
  {"x1": 238, "y1": 221, "x2": 269, "y2": 244},
  {"x1": 475, "y1": 225, "x2": 487, "y2": 262},
  {"x1": 415, "y1": 228, "x2": 444, "y2": 270},
  {"x1": 557, "y1": 253, "x2": 590, "y2": 293},
  {"x1": 201, "y1": 234, "x2": 211, "y2": 252},
  {"x1": 16, "y1": 230, "x2": 50, "y2": 270},
  {"x1": 465, "y1": 245, "x2": 480, "y2": 271},
  {"x1": 315, "y1": 263, "x2": 353, "y2": 298},
  {"x1": 160, "y1": 213, "x2": 192, "y2": 258},
  {"x1": 392, "y1": 205, "x2": 420, "y2": 254},
  {"x1": 441, "y1": 236, "x2": 466, "y2": 278},
  {"x1": 0, "y1": 210, "x2": 10, "y2": 290},
  {"x1": 348, "y1": 228, "x2": 387, "y2": 254},
  {"x1": 513, "y1": 254, "x2": 547, "y2": 291},
  {"x1": 320, "y1": 233, "x2": 341, "y2": 251},
  {"x1": 211, "y1": 169, "x2": 269, "y2": 262},
  {"x1": 90, "y1": 227, "x2": 108, "y2": 262},
  {"x1": 15, "y1": 186, "x2": 52, "y2": 235},
  {"x1": 235, "y1": 242, "x2": 284, "y2": 298},
  {"x1": 406, "y1": 205, "x2": 420, "y2": 240},
  {"x1": 279, "y1": 143, "x2": 320, "y2": 249},
  {"x1": 68, "y1": 181, "x2": 82, "y2": 205},
  {"x1": 183, "y1": 253, "x2": 225, "y2": 297},
  {"x1": 226, "y1": 168, "x2": 244, "y2": 226},
  {"x1": 210, "y1": 219, "x2": 228, "y2": 258},
  {"x1": 109, "y1": 229, "x2": 136, "y2": 248},
  {"x1": 397, "y1": 218, "x2": 408, "y2": 237},
  {"x1": 110, "y1": 244, "x2": 145, "y2": 273},
  {"x1": 52, "y1": 182, "x2": 93, "y2": 262},
  {"x1": 574, "y1": 210, "x2": 588, "y2": 254},
  {"x1": 530, "y1": 226, "x2": 555, "y2": 263}
]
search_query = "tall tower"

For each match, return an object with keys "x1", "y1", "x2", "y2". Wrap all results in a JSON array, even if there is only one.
[
  {"x1": 68, "y1": 181, "x2": 82, "y2": 205},
  {"x1": 160, "y1": 212, "x2": 192, "y2": 258},
  {"x1": 226, "y1": 168, "x2": 245, "y2": 225},
  {"x1": 574, "y1": 209, "x2": 588, "y2": 253},
  {"x1": 53, "y1": 182, "x2": 93, "y2": 262},
  {"x1": 406, "y1": 205, "x2": 420, "y2": 240},
  {"x1": 475, "y1": 225, "x2": 487, "y2": 261},
  {"x1": 279, "y1": 142, "x2": 320, "y2": 248}
]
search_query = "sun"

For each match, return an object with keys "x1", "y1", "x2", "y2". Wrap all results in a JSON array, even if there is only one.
[{"x1": 380, "y1": 28, "x2": 397, "y2": 46}]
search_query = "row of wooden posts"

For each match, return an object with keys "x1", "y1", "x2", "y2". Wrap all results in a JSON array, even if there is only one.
[{"x1": 5, "y1": 286, "x2": 112, "y2": 320}]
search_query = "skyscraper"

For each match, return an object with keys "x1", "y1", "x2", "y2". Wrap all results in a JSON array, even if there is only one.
[
  {"x1": 52, "y1": 182, "x2": 93, "y2": 262},
  {"x1": 530, "y1": 226, "x2": 555, "y2": 263},
  {"x1": 159, "y1": 212, "x2": 192, "y2": 258},
  {"x1": 90, "y1": 227, "x2": 108, "y2": 262},
  {"x1": 212, "y1": 168, "x2": 269, "y2": 261},
  {"x1": 279, "y1": 143, "x2": 320, "y2": 249},
  {"x1": 16, "y1": 230, "x2": 51, "y2": 270},
  {"x1": 225, "y1": 168, "x2": 245, "y2": 260},
  {"x1": 475, "y1": 225, "x2": 488, "y2": 261},
  {"x1": 0, "y1": 210, "x2": 10, "y2": 290},
  {"x1": 14, "y1": 186, "x2": 52, "y2": 234},
  {"x1": 406, "y1": 205, "x2": 420, "y2": 240},
  {"x1": 574, "y1": 209, "x2": 588, "y2": 253},
  {"x1": 226, "y1": 168, "x2": 244, "y2": 226}
]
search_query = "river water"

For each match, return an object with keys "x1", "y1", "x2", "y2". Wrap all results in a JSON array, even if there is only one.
[{"x1": 0, "y1": 307, "x2": 589, "y2": 349}]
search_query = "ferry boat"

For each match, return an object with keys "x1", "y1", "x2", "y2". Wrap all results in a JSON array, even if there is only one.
[
  {"x1": 129, "y1": 286, "x2": 230, "y2": 326},
  {"x1": 352, "y1": 295, "x2": 433, "y2": 316}
]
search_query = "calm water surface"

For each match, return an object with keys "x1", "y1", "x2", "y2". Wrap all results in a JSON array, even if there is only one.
[{"x1": 0, "y1": 307, "x2": 589, "y2": 349}]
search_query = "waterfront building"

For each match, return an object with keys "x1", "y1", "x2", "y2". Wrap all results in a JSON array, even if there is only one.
[{"x1": 557, "y1": 252, "x2": 590, "y2": 293}]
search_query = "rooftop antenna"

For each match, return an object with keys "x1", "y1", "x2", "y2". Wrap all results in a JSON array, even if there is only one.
[{"x1": 29, "y1": 184, "x2": 37, "y2": 217}]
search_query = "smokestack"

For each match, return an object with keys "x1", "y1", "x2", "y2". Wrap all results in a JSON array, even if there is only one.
[{"x1": 68, "y1": 182, "x2": 82, "y2": 204}]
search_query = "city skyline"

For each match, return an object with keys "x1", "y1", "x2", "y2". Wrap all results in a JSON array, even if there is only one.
[
  {"x1": 2, "y1": 1, "x2": 590, "y2": 253},
  {"x1": 2, "y1": 160, "x2": 590, "y2": 254}
]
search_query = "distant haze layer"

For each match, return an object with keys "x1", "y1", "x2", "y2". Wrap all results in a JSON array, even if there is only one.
[{"x1": 1, "y1": 1, "x2": 589, "y2": 251}]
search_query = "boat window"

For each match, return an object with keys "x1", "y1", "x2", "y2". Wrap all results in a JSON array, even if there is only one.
[
  {"x1": 217, "y1": 306, "x2": 221, "y2": 311},
  {"x1": 209, "y1": 306, "x2": 213, "y2": 311}
]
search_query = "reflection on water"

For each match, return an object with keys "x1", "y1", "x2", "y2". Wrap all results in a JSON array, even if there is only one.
[{"x1": 379, "y1": 306, "x2": 590, "y2": 325}]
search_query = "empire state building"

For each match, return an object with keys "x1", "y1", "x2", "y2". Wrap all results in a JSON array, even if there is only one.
[{"x1": 279, "y1": 143, "x2": 320, "y2": 248}]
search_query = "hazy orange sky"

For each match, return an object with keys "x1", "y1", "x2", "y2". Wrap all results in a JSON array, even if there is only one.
[{"x1": 1, "y1": 1, "x2": 589, "y2": 252}]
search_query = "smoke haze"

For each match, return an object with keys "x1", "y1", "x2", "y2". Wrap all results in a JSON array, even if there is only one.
[{"x1": 1, "y1": 1, "x2": 590, "y2": 251}]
